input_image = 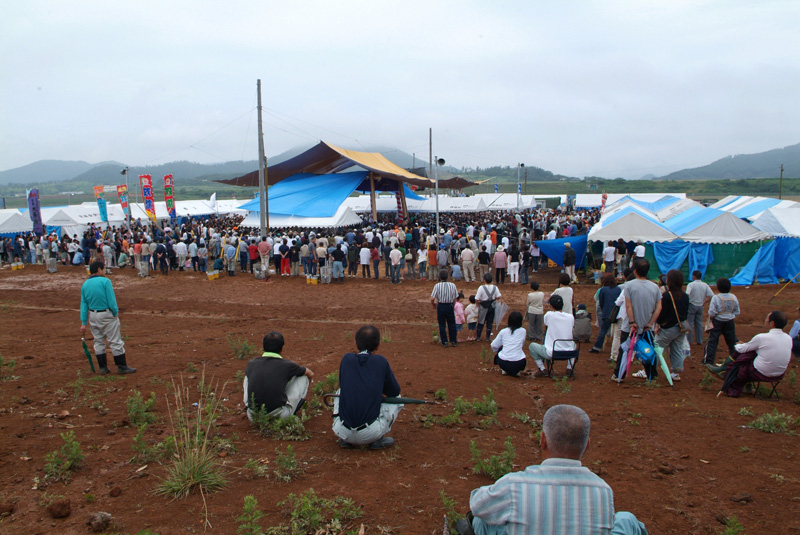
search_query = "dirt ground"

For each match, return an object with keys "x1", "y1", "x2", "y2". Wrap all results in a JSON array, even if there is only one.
[{"x1": 0, "y1": 263, "x2": 798, "y2": 535}]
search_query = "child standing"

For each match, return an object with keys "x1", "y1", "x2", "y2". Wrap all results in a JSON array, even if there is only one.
[
  {"x1": 703, "y1": 277, "x2": 740, "y2": 365},
  {"x1": 465, "y1": 295, "x2": 479, "y2": 341},
  {"x1": 526, "y1": 281, "x2": 544, "y2": 342},
  {"x1": 454, "y1": 292, "x2": 466, "y2": 343}
]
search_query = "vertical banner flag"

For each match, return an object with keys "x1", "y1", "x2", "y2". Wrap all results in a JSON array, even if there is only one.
[
  {"x1": 395, "y1": 191, "x2": 404, "y2": 224},
  {"x1": 164, "y1": 174, "x2": 177, "y2": 222},
  {"x1": 600, "y1": 192, "x2": 608, "y2": 215},
  {"x1": 0, "y1": 197, "x2": 6, "y2": 209},
  {"x1": 117, "y1": 185, "x2": 130, "y2": 217},
  {"x1": 27, "y1": 189, "x2": 43, "y2": 235},
  {"x1": 140, "y1": 174, "x2": 157, "y2": 223},
  {"x1": 93, "y1": 185, "x2": 108, "y2": 223},
  {"x1": 517, "y1": 183, "x2": 522, "y2": 194},
  {"x1": 209, "y1": 192, "x2": 217, "y2": 213},
  {"x1": 494, "y1": 183, "x2": 499, "y2": 193}
]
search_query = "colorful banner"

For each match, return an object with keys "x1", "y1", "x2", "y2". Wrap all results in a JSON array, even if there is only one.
[
  {"x1": 117, "y1": 185, "x2": 130, "y2": 217},
  {"x1": 27, "y1": 189, "x2": 43, "y2": 235},
  {"x1": 494, "y1": 183, "x2": 499, "y2": 193},
  {"x1": 140, "y1": 174, "x2": 157, "y2": 223},
  {"x1": 164, "y1": 174, "x2": 177, "y2": 222},
  {"x1": 600, "y1": 192, "x2": 608, "y2": 215},
  {"x1": 92, "y1": 185, "x2": 108, "y2": 222},
  {"x1": 93, "y1": 185, "x2": 105, "y2": 199}
]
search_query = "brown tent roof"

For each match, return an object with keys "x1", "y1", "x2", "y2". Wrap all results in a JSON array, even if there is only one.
[
  {"x1": 218, "y1": 141, "x2": 434, "y2": 189},
  {"x1": 436, "y1": 176, "x2": 480, "y2": 190}
]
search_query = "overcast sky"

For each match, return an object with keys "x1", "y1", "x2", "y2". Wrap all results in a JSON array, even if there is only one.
[{"x1": 2, "y1": 0, "x2": 798, "y2": 179}]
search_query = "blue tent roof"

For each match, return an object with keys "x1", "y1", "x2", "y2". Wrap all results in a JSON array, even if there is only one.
[
  {"x1": 732, "y1": 198, "x2": 781, "y2": 219},
  {"x1": 662, "y1": 206, "x2": 724, "y2": 234},
  {"x1": 715, "y1": 196, "x2": 741, "y2": 209},
  {"x1": 602, "y1": 206, "x2": 661, "y2": 227},
  {"x1": 238, "y1": 172, "x2": 368, "y2": 217}
]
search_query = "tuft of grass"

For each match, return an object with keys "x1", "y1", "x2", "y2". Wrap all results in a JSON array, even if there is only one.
[
  {"x1": 470, "y1": 437, "x2": 516, "y2": 480},
  {"x1": 126, "y1": 390, "x2": 157, "y2": 426},
  {"x1": 510, "y1": 412, "x2": 540, "y2": 429},
  {"x1": 44, "y1": 430, "x2": 85, "y2": 481},
  {"x1": 237, "y1": 495, "x2": 264, "y2": 535},
  {"x1": 719, "y1": 514, "x2": 745, "y2": 535},
  {"x1": 434, "y1": 388, "x2": 447, "y2": 401},
  {"x1": 244, "y1": 457, "x2": 269, "y2": 479},
  {"x1": 770, "y1": 473, "x2": 784, "y2": 484},
  {"x1": 739, "y1": 446, "x2": 750, "y2": 453},
  {"x1": 738, "y1": 406, "x2": 754, "y2": 417},
  {"x1": 787, "y1": 369, "x2": 797, "y2": 387},
  {"x1": 381, "y1": 327, "x2": 392, "y2": 343},
  {"x1": 272, "y1": 489, "x2": 362, "y2": 535},
  {"x1": 249, "y1": 396, "x2": 309, "y2": 441},
  {"x1": 440, "y1": 490, "x2": 464, "y2": 535},
  {"x1": 747, "y1": 408, "x2": 798, "y2": 434},
  {"x1": 156, "y1": 372, "x2": 228, "y2": 499},
  {"x1": 273, "y1": 445, "x2": 302, "y2": 482},
  {"x1": 699, "y1": 370, "x2": 715, "y2": 390},
  {"x1": 555, "y1": 376, "x2": 572, "y2": 394},
  {"x1": 131, "y1": 424, "x2": 176, "y2": 463},
  {"x1": 228, "y1": 334, "x2": 257, "y2": 361},
  {"x1": 185, "y1": 362, "x2": 198, "y2": 373},
  {"x1": 0, "y1": 353, "x2": 18, "y2": 381},
  {"x1": 308, "y1": 371, "x2": 339, "y2": 412}
]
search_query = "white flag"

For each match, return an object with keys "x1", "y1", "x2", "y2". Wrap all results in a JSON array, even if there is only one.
[{"x1": 209, "y1": 192, "x2": 217, "y2": 212}]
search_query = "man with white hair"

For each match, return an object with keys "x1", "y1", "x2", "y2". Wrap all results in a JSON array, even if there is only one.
[{"x1": 460, "y1": 404, "x2": 648, "y2": 535}]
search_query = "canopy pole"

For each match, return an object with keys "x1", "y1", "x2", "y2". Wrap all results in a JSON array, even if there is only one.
[
  {"x1": 257, "y1": 79, "x2": 268, "y2": 235},
  {"x1": 398, "y1": 180, "x2": 409, "y2": 224},
  {"x1": 370, "y1": 172, "x2": 377, "y2": 223}
]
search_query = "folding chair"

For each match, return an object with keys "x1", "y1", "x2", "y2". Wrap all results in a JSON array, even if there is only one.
[
  {"x1": 546, "y1": 338, "x2": 580, "y2": 379},
  {"x1": 752, "y1": 376, "x2": 782, "y2": 400}
]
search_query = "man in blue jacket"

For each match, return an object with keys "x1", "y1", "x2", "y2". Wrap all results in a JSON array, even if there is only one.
[
  {"x1": 79, "y1": 261, "x2": 136, "y2": 374},
  {"x1": 332, "y1": 325, "x2": 402, "y2": 450}
]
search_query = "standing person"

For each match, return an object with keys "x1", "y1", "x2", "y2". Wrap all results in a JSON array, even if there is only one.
[
  {"x1": 493, "y1": 245, "x2": 507, "y2": 284},
  {"x1": 189, "y1": 239, "x2": 199, "y2": 272},
  {"x1": 175, "y1": 239, "x2": 188, "y2": 271},
  {"x1": 790, "y1": 306, "x2": 800, "y2": 358},
  {"x1": 655, "y1": 269, "x2": 689, "y2": 381},
  {"x1": 359, "y1": 243, "x2": 371, "y2": 278},
  {"x1": 461, "y1": 405, "x2": 648, "y2": 535},
  {"x1": 530, "y1": 242, "x2": 540, "y2": 273},
  {"x1": 370, "y1": 242, "x2": 380, "y2": 279},
  {"x1": 436, "y1": 244, "x2": 450, "y2": 275},
  {"x1": 588, "y1": 274, "x2": 622, "y2": 353},
  {"x1": 243, "y1": 331, "x2": 314, "y2": 420},
  {"x1": 454, "y1": 293, "x2": 466, "y2": 343},
  {"x1": 279, "y1": 238, "x2": 291, "y2": 276},
  {"x1": 703, "y1": 277, "x2": 740, "y2": 366},
  {"x1": 197, "y1": 240, "x2": 208, "y2": 272},
  {"x1": 686, "y1": 271, "x2": 714, "y2": 347},
  {"x1": 79, "y1": 261, "x2": 136, "y2": 375},
  {"x1": 475, "y1": 273, "x2": 502, "y2": 342},
  {"x1": 563, "y1": 242, "x2": 577, "y2": 283},
  {"x1": 465, "y1": 295, "x2": 479, "y2": 342},
  {"x1": 389, "y1": 243, "x2": 403, "y2": 284},
  {"x1": 461, "y1": 245, "x2": 476, "y2": 283},
  {"x1": 154, "y1": 239, "x2": 169, "y2": 275},
  {"x1": 526, "y1": 281, "x2": 544, "y2": 342},
  {"x1": 257, "y1": 236, "x2": 272, "y2": 274},
  {"x1": 477, "y1": 245, "x2": 491, "y2": 281},
  {"x1": 431, "y1": 269, "x2": 459, "y2": 347},
  {"x1": 348, "y1": 240, "x2": 359, "y2": 277},
  {"x1": 332, "y1": 326, "x2": 402, "y2": 450},
  {"x1": 331, "y1": 243, "x2": 346, "y2": 283},
  {"x1": 551, "y1": 273, "x2": 574, "y2": 315},
  {"x1": 490, "y1": 311, "x2": 528, "y2": 377},
  {"x1": 625, "y1": 259, "x2": 662, "y2": 380},
  {"x1": 602, "y1": 240, "x2": 616, "y2": 273},
  {"x1": 507, "y1": 243, "x2": 521, "y2": 284}
]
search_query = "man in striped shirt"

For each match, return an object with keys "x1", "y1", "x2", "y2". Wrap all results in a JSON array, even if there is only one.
[
  {"x1": 431, "y1": 269, "x2": 459, "y2": 347},
  {"x1": 461, "y1": 405, "x2": 647, "y2": 535}
]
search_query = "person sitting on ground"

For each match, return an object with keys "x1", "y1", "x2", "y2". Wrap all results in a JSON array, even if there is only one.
[
  {"x1": 573, "y1": 304, "x2": 592, "y2": 342},
  {"x1": 719, "y1": 310, "x2": 792, "y2": 398},
  {"x1": 528, "y1": 294, "x2": 576, "y2": 378},
  {"x1": 332, "y1": 325, "x2": 402, "y2": 450},
  {"x1": 243, "y1": 331, "x2": 314, "y2": 420},
  {"x1": 490, "y1": 311, "x2": 528, "y2": 377},
  {"x1": 458, "y1": 404, "x2": 648, "y2": 535}
]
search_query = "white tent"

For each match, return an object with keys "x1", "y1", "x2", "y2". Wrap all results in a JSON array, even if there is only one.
[
  {"x1": 654, "y1": 198, "x2": 703, "y2": 222},
  {"x1": 341, "y1": 195, "x2": 405, "y2": 213},
  {"x1": 414, "y1": 195, "x2": 488, "y2": 213},
  {"x1": 474, "y1": 194, "x2": 533, "y2": 211},
  {"x1": 0, "y1": 209, "x2": 32, "y2": 234},
  {"x1": 663, "y1": 206, "x2": 771, "y2": 243},
  {"x1": 241, "y1": 204, "x2": 362, "y2": 229},
  {"x1": 752, "y1": 207, "x2": 800, "y2": 238},
  {"x1": 575, "y1": 193, "x2": 686, "y2": 208},
  {"x1": 588, "y1": 210, "x2": 679, "y2": 243}
]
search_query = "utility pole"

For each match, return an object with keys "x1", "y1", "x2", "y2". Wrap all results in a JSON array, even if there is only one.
[
  {"x1": 524, "y1": 167, "x2": 528, "y2": 196},
  {"x1": 779, "y1": 164, "x2": 784, "y2": 200},
  {"x1": 257, "y1": 79, "x2": 268, "y2": 235}
]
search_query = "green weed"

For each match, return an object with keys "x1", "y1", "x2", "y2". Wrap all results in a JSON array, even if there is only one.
[
  {"x1": 308, "y1": 371, "x2": 338, "y2": 412},
  {"x1": 739, "y1": 446, "x2": 750, "y2": 453},
  {"x1": 788, "y1": 369, "x2": 797, "y2": 387},
  {"x1": 381, "y1": 327, "x2": 392, "y2": 343},
  {"x1": 738, "y1": 406, "x2": 754, "y2": 417},
  {"x1": 244, "y1": 458, "x2": 269, "y2": 479},
  {"x1": 440, "y1": 490, "x2": 464, "y2": 535},
  {"x1": 228, "y1": 334, "x2": 257, "y2": 360},
  {"x1": 470, "y1": 437, "x2": 516, "y2": 480},
  {"x1": 44, "y1": 430, "x2": 85, "y2": 481},
  {"x1": 434, "y1": 388, "x2": 447, "y2": 401},
  {"x1": 269, "y1": 489, "x2": 362, "y2": 535},
  {"x1": 273, "y1": 445, "x2": 302, "y2": 482},
  {"x1": 747, "y1": 408, "x2": 798, "y2": 434},
  {"x1": 699, "y1": 370, "x2": 714, "y2": 390},
  {"x1": 0, "y1": 354, "x2": 18, "y2": 381},
  {"x1": 770, "y1": 473, "x2": 784, "y2": 483},
  {"x1": 126, "y1": 391, "x2": 157, "y2": 426},
  {"x1": 131, "y1": 424, "x2": 176, "y2": 463},
  {"x1": 249, "y1": 396, "x2": 309, "y2": 441},
  {"x1": 237, "y1": 495, "x2": 265, "y2": 535},
  {"x1": 185, "y1": 362, "x2": 198, "y2": 373},
  {"x1": 719, "y1": 514, "x2": 744, "y2": 535},
  {"x1": 555, "y1": 376, "x2": 572, "y2": 394}
]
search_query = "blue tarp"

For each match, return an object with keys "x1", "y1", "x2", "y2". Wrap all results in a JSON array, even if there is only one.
[
  {"x1": 663, "y1": 206, "x2": 724, "y2": 235},
  {"x1": 238, "y1": 172, "x2": 368, "y2": 217},
  {"x1": 774, "y1": 237, "x2": 800, "y2": 282},
  {"x1": 730, "y1": 241, "x2": 778, "y2": 286},
  {"x1": 534, "y1": 235, "x2": 588, "y2": 269},
  {"x1": 732, "y1": 198, "x2": 781, "y2": 219},
  {"x1": 653, "y1": 241, "x2": 715, "y2": 278}
]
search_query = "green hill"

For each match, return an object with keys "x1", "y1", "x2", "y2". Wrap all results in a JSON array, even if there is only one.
[{"x1": 658, "y1": 143, "x2": 800, "y2": 180}]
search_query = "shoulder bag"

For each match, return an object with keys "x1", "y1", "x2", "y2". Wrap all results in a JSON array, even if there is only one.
[{"x1": 668, "y1": 291, "x2": 691, "y2": 332}]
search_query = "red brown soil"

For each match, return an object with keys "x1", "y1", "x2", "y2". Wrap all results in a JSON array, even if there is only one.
[{"x1": 1, "y1": 264, "x2": 799, "y2": 534}]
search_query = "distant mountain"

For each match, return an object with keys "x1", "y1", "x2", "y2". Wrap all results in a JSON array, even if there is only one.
[
  {"x1": 0, "y1": 160, "x2": 97, "y2": 185},
  {"x1": 659, "y1": 143, "x2": 800, "y2": 180},
  {"x1": 70, "y1": 160, "x2": 260, "y2": 185}
]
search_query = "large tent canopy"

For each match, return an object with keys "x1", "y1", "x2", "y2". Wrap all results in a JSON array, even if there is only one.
[
  {"x1": 239, "y1": 172, "x2": 368, "y2": 217},
  {"x1": 240, "y1": 204, "x2": 362, "y2": 229},
  {"x1": 219, "y1": 141, "x2": 433, "y2": 189},
  {"x1": 575, "y1": 193, "x2": 686, "y2": 209},
  {"x1": 588, "y1": 207, "x2": 679, "y2": 243},
  {"x1": 752, "y1": 207, "x2": 800, "y2": 238},
  {"x1": 662, "y1": 206, "x2": 770, "y2": 243},
  {"x1": 0, "y1": 209, "x2": 33, "y2": 235},
  {"x1": 712, "y1": 195, "x2": 800, "y2": 220}
]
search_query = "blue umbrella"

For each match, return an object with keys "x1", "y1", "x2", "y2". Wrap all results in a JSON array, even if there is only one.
[{"x1": 655, "y1": 346, "x2": 673, "y2": 386}]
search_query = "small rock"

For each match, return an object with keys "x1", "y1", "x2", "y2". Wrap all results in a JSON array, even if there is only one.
[
  {"x1": 87, "y1": 511, "x2": 113, "y2": 532},
  {"x1": 0, "y1": 501, "x2": 16, "y2": 517},
  {"x1": 730, "y1": 493, "x2": 752, "y2": 504},
  {"x1": 109, "y1": 487, "x2": 122, "y2": 498},
  {"x1": 107, "y1": 429, "x2": 116, "y2": 436},
  {"x1": 46, "y1": 499, "x2": 71, "y2": 519},
  {"x1": 657, "y1": 464, "x2": 675, "y2": 475}
]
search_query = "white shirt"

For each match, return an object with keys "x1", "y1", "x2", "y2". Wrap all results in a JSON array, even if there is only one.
[
  {"x1": 543, "y1": 311, "x2": 575, "y2": 357},
  {"x1": 359, "y1": 247, "x2": 371, "y2": 265},
  {"x1": 603, "y1": 246, "x2": 616, "y2": 262},
  {"x1": 389, "y1": 248, "x2": 403, "y2": 266},
  {"x1": 735, "y1": 328, "x2": 792, "y2": 377},
  {"x1": 547, "y1": 230, "x2": 557, "y2": 240},
  {"x1": 634, "y1": 245, "x2": 645, "y2": 257},
  {"x1": 476, "y1": 284, "x2": 501, "y2": 304},
  {"x1": 491, "y1": 327, "x2": 527, "y2": 362},
  {"x1": 686, "y1": 280, "x2": 714, "y2": 307},
  {"x1": 551, "y1": 286, "x2": 574, "y2": 315}
]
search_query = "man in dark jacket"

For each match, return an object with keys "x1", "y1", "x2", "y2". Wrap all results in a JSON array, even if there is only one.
[
  {"x1": 563, "y1": 242, "x2": 577, "y2": 283},
  {"x1": 332, "y1": 325, "x2": 401, "y2": 450}
]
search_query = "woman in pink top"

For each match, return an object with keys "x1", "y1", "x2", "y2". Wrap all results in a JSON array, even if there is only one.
[
  {"x1": 454, "y1": 292, "x2": 466, "y2": 342},
  {"x1": 493, "y1": 245, "x2": 507, "y2": 284}
]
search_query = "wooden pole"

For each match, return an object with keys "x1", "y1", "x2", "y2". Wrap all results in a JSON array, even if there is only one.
[
  {"x1": 257, "y1": 79, "x2": 268, "y2": 235},
  {"x1": 398, "y1": 180, "x2": 409, "y2": 223},
  {"x1": 370, "y1": 172, "x2": 377, "y2": 223}
]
